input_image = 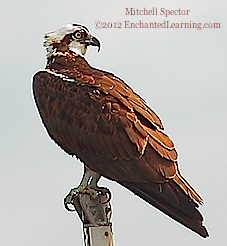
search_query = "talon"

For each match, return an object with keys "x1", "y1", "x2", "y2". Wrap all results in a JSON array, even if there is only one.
[
  {"x1": 64, "y1": 188, "x2": 79, "y2": 212},
  {"x1": 102, "y1": 189, "x2": 112, "y2": 204},
  {"x1": 64, "y1": 200, "x2": 76, "y2": 212},
  {"x1": 63, "y1": 166, "x2": 112, "y2": 212},
  {"x1": 88, "y1": 189, "x2": 111, "y2": 207},
  {"x1": 93, "y1": 187, "x2": 112, "y2": 204}
]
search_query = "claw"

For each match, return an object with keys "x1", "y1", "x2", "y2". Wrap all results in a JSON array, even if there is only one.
[
  {"x1": 63, "y1": 166, "x2": 112, "y2": 212},
  {"x1": 64, "y1": 200, "x2": 76, "y2": 212},
  {"x1": 64, "y1": 186, "x2": 112, "y2": 211},
  {"x1": 101, "y1": 189, "x2": 112, "y2": 204},
  {"x1": 64, "y1": 188, "x2": 79, "y2": 212},
  {"x1": 99, "y1": 188, "x2": 112, "y2": 204},
  {"x1": 92, "y1": 187, "x2": 112, "y2": 204}
]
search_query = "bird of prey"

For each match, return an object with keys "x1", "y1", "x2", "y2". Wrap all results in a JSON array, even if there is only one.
[{"x1": 33, "y1": 23, "x2": 208, "y2": 238}]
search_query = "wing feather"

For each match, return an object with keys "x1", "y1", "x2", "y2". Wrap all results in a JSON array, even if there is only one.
[
  {"x1": 34, "y1": 71, "x2": 185, "y2": 182},
  {"x1": 33, "y1": 71, "x2": 179, "y2": 176},
  {"x1": 120, "y1": 180, "x2": 208, "y2": 238}
]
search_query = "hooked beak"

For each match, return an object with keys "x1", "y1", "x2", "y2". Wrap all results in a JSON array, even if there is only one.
[{"x1": 82, "y1": 36, "x2": 101, "y2": 52}]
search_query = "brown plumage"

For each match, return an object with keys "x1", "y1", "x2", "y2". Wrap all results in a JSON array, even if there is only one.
[{"x1": 33, "y1": 24, "x2": 208, "y2": 237}]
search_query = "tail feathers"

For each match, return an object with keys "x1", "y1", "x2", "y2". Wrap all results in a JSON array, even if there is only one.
[
  {"x1": 173, "y1": 173, "x2": 203, "y2": 205},
  {"x1": 119, "y1": 180, "x2": 209, "y2": 238}
]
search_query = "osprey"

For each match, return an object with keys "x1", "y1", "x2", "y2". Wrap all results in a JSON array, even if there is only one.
[{"x1": 33, "y1": 23, "x2": 208, "y2": 237}]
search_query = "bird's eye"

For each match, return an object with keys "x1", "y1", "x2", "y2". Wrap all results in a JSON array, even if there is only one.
[{"x1": 74, "y1": 31, "x2": 81, "y2": 39}]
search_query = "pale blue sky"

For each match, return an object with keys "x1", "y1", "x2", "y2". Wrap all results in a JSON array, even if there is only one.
[{"x1": 1, "y1": 1, "x2": 226, "y2": 245}]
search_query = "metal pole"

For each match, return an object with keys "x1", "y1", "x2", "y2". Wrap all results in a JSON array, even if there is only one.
[{"x1": 72, "y1": 192, "x2": 114, "y2": 246}]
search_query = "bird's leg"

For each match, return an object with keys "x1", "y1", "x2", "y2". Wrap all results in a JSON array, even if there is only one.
[
  {"x1": 64, "y1": 166, "x2": 97, "y2": 211},
  {"x1": 89, "y1": 172, "x2": 112, "y2": 204},
  {"x1": 64, "y1": 166, "x2": 111, "y2": 211}
]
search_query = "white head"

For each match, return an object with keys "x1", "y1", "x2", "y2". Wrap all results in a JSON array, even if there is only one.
[{"x1": 44, "y1": 23, "x2": 100, "y2": 57}]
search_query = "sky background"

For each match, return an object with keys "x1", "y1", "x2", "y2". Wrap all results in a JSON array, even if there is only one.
[{"x1": 1, "y1": 0, "x2": 226, "y2": 245}]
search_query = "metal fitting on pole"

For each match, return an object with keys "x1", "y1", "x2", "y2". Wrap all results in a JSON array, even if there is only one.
[{"x1": 72, "y1": 192, "x2": 114, "y2": 246}]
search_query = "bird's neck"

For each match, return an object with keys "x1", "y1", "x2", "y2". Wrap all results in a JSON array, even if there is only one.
[{"x1": 46, "y1": 51, "x2": 90, "y2": 73}]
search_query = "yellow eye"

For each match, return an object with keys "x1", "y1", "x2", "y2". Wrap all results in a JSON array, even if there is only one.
[{"x1": 75, "y1": 32, "x2": 81, "y2": 39}]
